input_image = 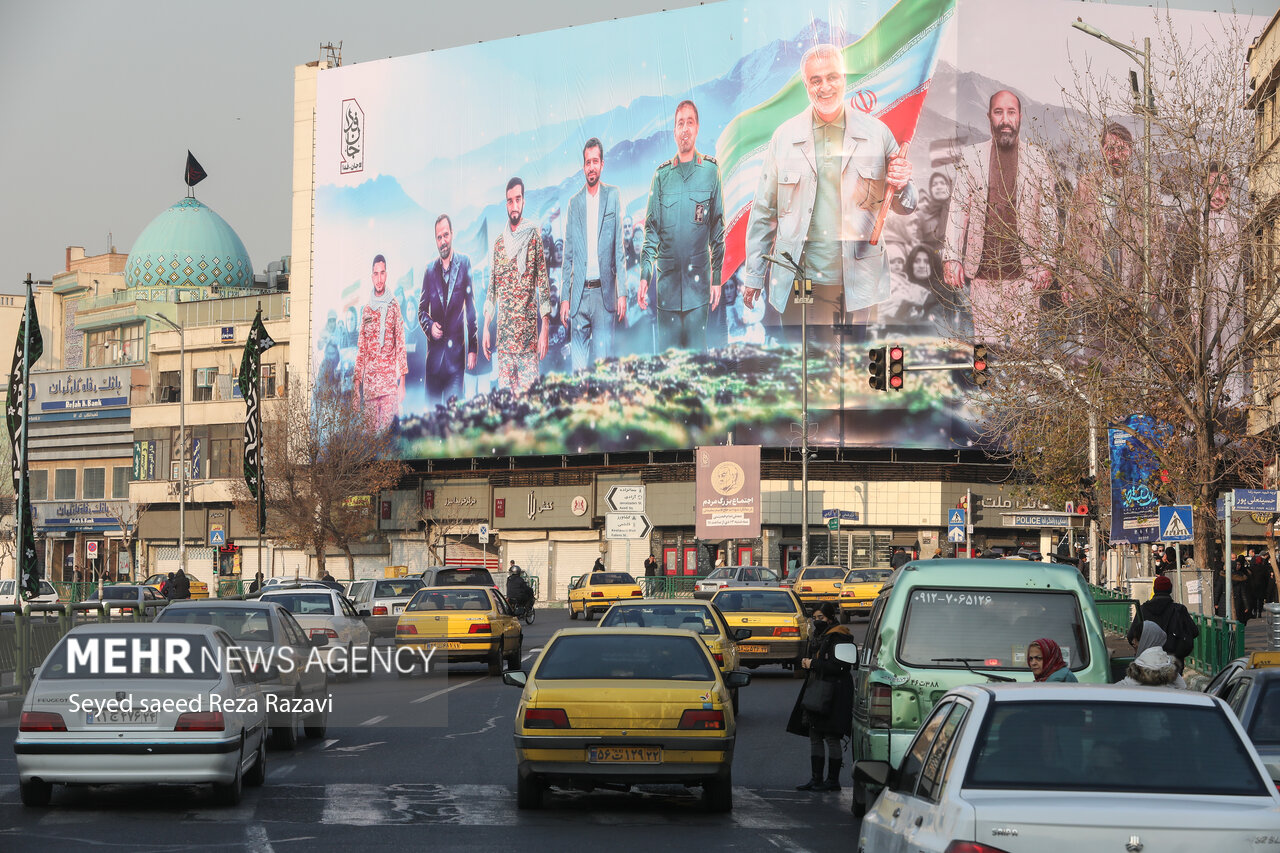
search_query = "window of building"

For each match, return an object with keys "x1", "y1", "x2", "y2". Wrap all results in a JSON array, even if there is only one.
[
  {"x1": 261, "y1": 363, "x2": 278, "y2": 398},
  {"x1": 83, "y1": 467, "x2": 106, "y2": 500},
  {"x1": 157, "y1": 370, "x2": 181, "y2": 403},
  {"x1": 112, "y1": 466, "x2": 131, "y2": 499},
  {"x1": 209, "y1": 437, "x2": 243, "y2": 480},
  {"x1": 54, "y1": 469, "x2": 77, "y2": 500},
  {"x1": 86, "y1": 323, "x2": 145, "y2": 367},
  {"x1": 192, "y1": 367, "x2": 218, "y2": 402},
  {"x1": 29, "y1": 469, "x2": 48, "y2": 501}
]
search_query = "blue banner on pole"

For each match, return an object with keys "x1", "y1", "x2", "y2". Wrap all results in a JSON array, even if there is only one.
[{"x1": 1108, "y1": 415, "x2": 1167, "y2": 544}]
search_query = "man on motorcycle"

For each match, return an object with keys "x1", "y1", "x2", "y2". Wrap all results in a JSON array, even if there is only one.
[{"x1": 506, "y1": 565, "x2": 534, "y2": 612}]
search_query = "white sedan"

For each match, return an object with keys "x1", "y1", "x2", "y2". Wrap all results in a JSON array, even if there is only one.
[
  {"x1": 259, "y1": 588, "x2": 372, "y2": 678},
  {"x1": 15, "y1": 623, "x2": 268, "y2": 807},
  {"x1": 855, "y1": 683, "x2": 1280, "y2": 852}
]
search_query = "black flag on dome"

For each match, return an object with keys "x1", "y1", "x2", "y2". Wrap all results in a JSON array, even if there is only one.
[{"x1": 184, "y1": 151, "x2": 207, "y2": 188}]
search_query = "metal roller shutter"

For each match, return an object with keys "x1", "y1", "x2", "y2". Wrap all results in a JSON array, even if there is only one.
[
  {"x1": 607, "y1": 539, "x2": 649, "y2": 578},
  {"x1": 505, "y1": 541, "x2": 549, "y2": 600},
  {"x1": 550, "y1": 541, "x2": 602, "y2": 601}
]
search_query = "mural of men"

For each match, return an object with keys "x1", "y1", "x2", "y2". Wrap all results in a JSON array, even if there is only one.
[
  {"x1": 741, "y1": 44, "x2": 916, "y2": 340},
  {"x1": 943, "y1": 90, "x2": 1055, "y2": 343},
  {"x1": 638, "y1": 100, "x2": 725, "y2": 352},
  {"x1": 482, "y1": 177, "x2": 551, "y2": 395},
  {"x1": 419, "y1": 214, "x2": 478, "y2": 406},
  {"x1": 562, "y1": 137, "x2": 626, "y2": 371},
  {"x1": 352, "y1": 253, "x2": 407, "y2": 431}
]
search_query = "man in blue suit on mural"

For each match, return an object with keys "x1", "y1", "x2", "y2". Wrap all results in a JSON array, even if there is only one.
[
  {"x1": 561, "y1": 137, "x2": 626, "y2": 371},
  {"x1": 418, "y1": 214, "x2": 478, "y2": 405}
]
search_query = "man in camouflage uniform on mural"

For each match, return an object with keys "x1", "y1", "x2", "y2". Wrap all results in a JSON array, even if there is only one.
[{"x1": 482, "y1": 177, "x2": 552, "y2": 395}]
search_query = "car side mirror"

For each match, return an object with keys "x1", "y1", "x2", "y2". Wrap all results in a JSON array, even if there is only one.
[
  {"x1": 852, "y1": 759, "x2": 892, "y2": 789},
  {"x1": 724, "y1": 670, "x2": 751, "y2": 689},
  {"x1": 833, "y1": 642, "x2": 859, "y2": 665},
  {"x1": 834, "y1": 582, "x2": 842, "y2": 588},
  {"x1": 310, "y1": 634, "x2": 330, "y2": 648},
  {"x1": 733, "y1": 628, "x2": 751, "y2": 641},
  {"x1": 502, "y1": 671, "x2": 527, "y2": 688}
]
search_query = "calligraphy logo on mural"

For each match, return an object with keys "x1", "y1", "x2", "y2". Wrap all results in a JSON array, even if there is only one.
[
  {"x1": 340, "y1": 98, "x2": 364, "y2": 175},
  {"x1": 851, "y1": 88, "x2": 877, "y2": 113}
]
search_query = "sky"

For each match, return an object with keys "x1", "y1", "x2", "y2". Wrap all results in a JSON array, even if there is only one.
[{"x1": 1, "y1": 0, "x2": 1273, "y2": 297}]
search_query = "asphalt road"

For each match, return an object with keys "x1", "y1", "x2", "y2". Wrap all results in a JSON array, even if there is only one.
[{"x1": 0, "y1": 613, "x2": 869, "y2": 853}]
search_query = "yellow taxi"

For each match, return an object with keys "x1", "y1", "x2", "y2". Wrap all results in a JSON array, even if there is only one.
[
  {"x1": 709, "y1": 587, "x2": 809, "y2": 676},
  {"x1": 790, "y1": 564, "x2": 847, "y2": 613},
  {"x1": 141, "y1": 573, "x2": 210, "y2": 599},
  {"x1": 567, "y1": 571, "x2": 644, "y2": 620},
  {"x1": 837, "y1": 567, "x2": 894, "y2": 622},
  {"x1": 504, "y1": 627, "x2": 748, "y2": 811},
  {"x1": 394, "y1": 586, "x2": 523, "y2": 676},
  {"x1": 597, "y1": 599, "x2": 751, "y2": 711}
]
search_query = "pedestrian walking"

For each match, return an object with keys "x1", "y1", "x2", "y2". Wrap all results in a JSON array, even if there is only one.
[
  {"x1": 160, "y1": 572, "x2": 175, "y2": 599},
  {"x1": 1126, "y1": 575, "x2": 1198, "y2": 670},
  {"x1": 788, "y1": 610, "x2": 855, "y2": 793},
  {"x1": 1124, "y1": 622, "x2": 1187, "y2": 688},
  {"x1": 1027, "y1": 638, "x2": 1077, "y2": 682},
  {"x1": 591, "y1": 557, "x2": 606, "y2": 573},
  {"x1": 171, "y1": 568, "x2": 191, "y2": 600},
  {"x1": 249, "y1": 572, "x2": 265, "y2": 594},
  {"x1": 889, "y1": 547, "x2": 909, "y2": 569},
  {"x1": 643, "y1": 554, "x2": 658, "y2": 577},
  {"x1": 1116, "y1": 647, "x2": 1182, "y2": 688}
]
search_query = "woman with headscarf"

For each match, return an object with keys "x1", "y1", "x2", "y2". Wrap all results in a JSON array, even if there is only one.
[
  {"x1": 787, "y1": 619, "x2": 855, "y2": 793},
  {"x1": 1120, "y1": 622, "x2": 1186, "y2": 688},
  {"x1": 1027, "y1": 637, "x2": 1077, "y2": 682}
]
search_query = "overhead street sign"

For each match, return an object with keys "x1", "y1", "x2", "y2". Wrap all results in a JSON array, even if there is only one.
[
  {"x1": 1233, "y1": 489, "x2": 1280, "y2": 513},
  {"x1": 839, "y1": 510, "x2": 859, "y2": 523},
  {"x1": 1158, "y1": 506, "x2": 1193, "y2": 543},
  {"x1": 821, "y1": 509, "x2": 838, "y2": 519},
  {"x1": 605, "y1": 485, "x2": 646, "y2": 513},
  {"x1": 605, "y1": 512, "x2": 652, "y2": 540}
]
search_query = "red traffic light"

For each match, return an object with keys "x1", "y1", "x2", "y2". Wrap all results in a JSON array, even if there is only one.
[
  {"x1": 889, "y1": 345, "x2": 904, "y2": 361},
  {"x1": 1076, "y1": 504, "x2": 1089, "y2": 516}
]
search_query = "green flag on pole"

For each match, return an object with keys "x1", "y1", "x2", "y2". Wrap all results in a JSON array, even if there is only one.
[
  {"x1": 240, "y1": 309, "x2": 275, "y2": 533},
  {"x1": 7, "y1": 288, "x2": 43, "y2": 598}
]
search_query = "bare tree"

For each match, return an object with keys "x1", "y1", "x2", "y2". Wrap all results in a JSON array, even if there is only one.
[
  {"x1": 232, "y1": 384, "x2": 407, "y2": 580},
  {"x1": 101, "y1": 501, "x2": 148, "y2": 581},
  {"x1": 418, "y1": 499, "x2": 478, "y2": 566},
  {"x1": 956, "y1": 13, "x2": 1278, "y2": 578}
]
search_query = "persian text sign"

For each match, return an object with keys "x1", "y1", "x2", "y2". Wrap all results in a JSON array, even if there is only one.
[{"x1": 695, "y1": 445, "x2": 761, "y2": 539}]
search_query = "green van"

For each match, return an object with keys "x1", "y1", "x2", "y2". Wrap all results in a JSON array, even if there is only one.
[{"x1": 849, "y1": 558, "x2": 1110, "y2": 815}]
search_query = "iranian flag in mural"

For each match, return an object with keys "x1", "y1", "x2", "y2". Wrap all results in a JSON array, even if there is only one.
[{"x1": 715, "y1": 0, "x2": 955, "y2": 281}]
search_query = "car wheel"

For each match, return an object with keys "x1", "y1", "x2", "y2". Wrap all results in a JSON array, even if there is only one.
[
  {"x1": 303, "y1": 703, "x2": 328, "y2": 739},
  {"x1": 523, "y1": 609, "x2": 535, "y2": 626},
  {"x1": 214, "y1": 741, "x2": 245, "y2": 806},
  {"x1": 505, "y1": 637, "x2": 523, "y2": 671},
  {"x1": 20, "y1": 778, "x2": 52, "y2": 807},
  {"x1": 516, "y1": 770, "x2": 543, "y2": 810},
  {"x1": 569, "y1": 607, "x2": 579, "y2": 620},
  {"x1": 731, "y1": 686, "x2": 740, "y2": 714},
  {"x1": 487, "y1": 645, "x2": 503, "y2": 676},
  {"x1": 245, "y1": 735, "x2": 267, "y2": 787},
  {"x1": 702, "y1": 771, "x2": 732, "y2": 812},
  {"x1": 358, "y1": 643, "x2": 374, "y2": 679},
  {"x1": 272, "y1": 710, "x2": 298, "y2": 750},
  {"x1": 839, "y1": 611, "x2": 850, "y2": 624}
]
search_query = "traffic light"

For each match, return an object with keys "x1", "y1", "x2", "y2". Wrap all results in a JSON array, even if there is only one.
[
  {"x1": 1078, "y1": 475, "x2": 1098, "y2": 520},
  {"x1": 867, "y1": 346, "x2": 886, "y2": 391},
  {"x1": 972, "y1": 344, "x2": 989, "y2": 386},
  {"x1": 888, "y1": 344, "x2": 905, "y2": 391}
]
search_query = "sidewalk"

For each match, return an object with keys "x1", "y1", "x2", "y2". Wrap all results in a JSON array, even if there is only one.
[{"x1": 1103, "y1": 611, "x2": 1276, "y2": 689}]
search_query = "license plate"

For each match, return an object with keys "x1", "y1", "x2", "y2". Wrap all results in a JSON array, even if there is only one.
[
  {"x1": 427, "y1": 641, "x2": 461, "y2": 650},
  {"x1": 393, "y1": 605, "x2": 404, "y2": 614},
  {"x1": 588, "y1": 745, "x2": 662, "y2": 764},
  {"x1": 738, "y1": 644, "x2": 769, "y2": 654},
  {"x1": 87, "y1": 711, "x2": 158, "y2": 726}
]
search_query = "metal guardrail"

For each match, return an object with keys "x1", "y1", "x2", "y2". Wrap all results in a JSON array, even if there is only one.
[{"x1": 1089, "y1": 583, "x2": 1244, "y2": 676}]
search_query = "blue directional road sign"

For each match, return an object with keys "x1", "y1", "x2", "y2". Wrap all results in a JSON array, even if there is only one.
[
  {"x1": 947, "y1": 508, "x2": 966, "y2": 543},
  {"x1": 1157, "y1": 506, "x2": 1193, "y2": 543}
]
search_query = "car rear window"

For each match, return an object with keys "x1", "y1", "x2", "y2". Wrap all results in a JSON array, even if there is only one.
[
  {"x1": 712, "y1": 590, "x2": 797, "y2": 613},
  {"x1": 704, "y1": 568, "x2": 732, "y2": 580},
  {"x1": 600, "y1": 604, "x2": 718, "y2": 635},
  {"x1": 802, "y1": 568, "x2": 845, "y2": 580},
  {"x1": 536, "y1": 634, "x2": 715, "y2": 680},
  {"x1": 407, "y1": 589, "x2": 491, "y2": 611},
  {"x1": 156, "y1": 606, "x2": 275, "y2": 643},
  {"x1": 898, "y1": 588, "x2": 1089, "y2": 671},
  {"x1": 375, "y1": 579, "x2": 424, "y2": 598},
  {"x1": 1248, "y1": 679, "x2": 1280, "y2": 746},
  {"x1": 845, "y1": 570, "x2": 892, "y2": 583},
  {"x1": 86, "y1": 587, "x2": 141, "y2": 601},
  {"x1": 434, "y1": 569, "x2": 495, "y2": 586},
  {"x1": 966, "y1": 701, "x2": 1271, "y2": 796},
  {"x1": 39, "y1": 632, "x2": 222, "y2": 680},
  {"x1": 262, "y1": 593, "x2": 334, "y2": 615},
  {"x1": 591, "y1": 572, "x2": 636, "y2": 585}
]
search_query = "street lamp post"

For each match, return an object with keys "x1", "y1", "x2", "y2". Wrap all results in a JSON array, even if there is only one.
[{"x1": 148, "y1": 314, "x2": 186, "y2": 577}]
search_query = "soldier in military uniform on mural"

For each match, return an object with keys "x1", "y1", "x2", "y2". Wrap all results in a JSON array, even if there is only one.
[{"x1": 638, "y1": 99, "x2": 725, "y2": 354}]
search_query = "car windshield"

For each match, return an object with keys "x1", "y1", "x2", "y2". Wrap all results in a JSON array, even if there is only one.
[
  {"x1": 40, "y1": 632, "x2": 221, "y2": 680},
  {"x1": 966, "y1": 701, "x2": 1270, "y2": 796},
  {"x1": 435, "y1": 569, "x2": 494, "y2": 586},
  {"x1": 845, "y1": 570, "x2": 892, "y2": 583},
  {"x1": 591, "y1": 572, "x2": 635, "y2": 585},
  {"x1": 156, "y1": 606, "x2": 275, "y2": 642},
  {"x1": 536, "y1": 634, "x2": 715, "y2": 680},
  {"x1": 600, "y1": 604, "x2": 718, "y2": 635},
  {"x1": 802, "y1": 568, "x2": 845, "y2": 580},
  {"x1": 704, "y1": 568, "x2": 733, "y2": 580},
  {"x1": 407, "y1": 589, "x2": 491, "y2": 611},
  {"x1": 712, "y1": 590, "x2": 797, "y2": 613},
  {"x1": 262, "y1": 593, "x2": 334, "y2": 615},
  {"x1": 375, "y1": 579, "x2": 424, "y2": 598},
  {"x1": 1248, "y1": 679, "x2": 1280, "y2": 746},
  {"x1": 898, "y1": 588, "x2": 1089, "y2": 671},
  {"x1": 37, "y1": 581, "x2": 57, "y2": 596},
  {"x1": 85, "y1": 587, "x2": 140, "y2": 601}
]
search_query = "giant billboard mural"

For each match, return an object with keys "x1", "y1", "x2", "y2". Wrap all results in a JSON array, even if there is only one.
[{"x1": 311, "y1": 0, "x2": 1252, "y2": 459}]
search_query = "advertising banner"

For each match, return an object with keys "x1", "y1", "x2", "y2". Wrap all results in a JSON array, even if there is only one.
[
  {"x1": 311, "y1": 0, "x2": 1255, "y2": 460},
  {"x1": 695, "y1": 445, "x2": 761, "y2": 539},
  {"x1": 1108, "y1": 415, "x2": 1167, "y2": 544}
]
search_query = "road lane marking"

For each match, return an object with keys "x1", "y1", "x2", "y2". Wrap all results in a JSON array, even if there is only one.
[
  {"x1": 245, "y1": 824, "x2": 274, "y2": 853},
  {"x1": 359, "y1": 715, "x2": 388, "y2": 726},
  {"x1": 443, "y1": 714, "x2": 503, "y2": 740},
  {"x1": 410, "y1": 676, "x2": 484, "y2": 705},
  {"x1": 765, "y1": 833, "x2": 819, "y2": 853},
  {"x1": 729, "y1": 789, "x2": 803, "y2": 829}
]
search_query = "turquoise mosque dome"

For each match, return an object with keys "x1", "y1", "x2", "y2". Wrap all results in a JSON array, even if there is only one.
[{"x1": 125, "y1": 197, "x2": 253, "y2": 292}]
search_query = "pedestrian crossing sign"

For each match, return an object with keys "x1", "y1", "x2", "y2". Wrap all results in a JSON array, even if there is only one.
[
  {"x1": 948, "y1": 509, "x2": 966, "y2": 526},
  {"x1": 1157, "y1": 505, "x2": 1193, "y2": 543}
]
